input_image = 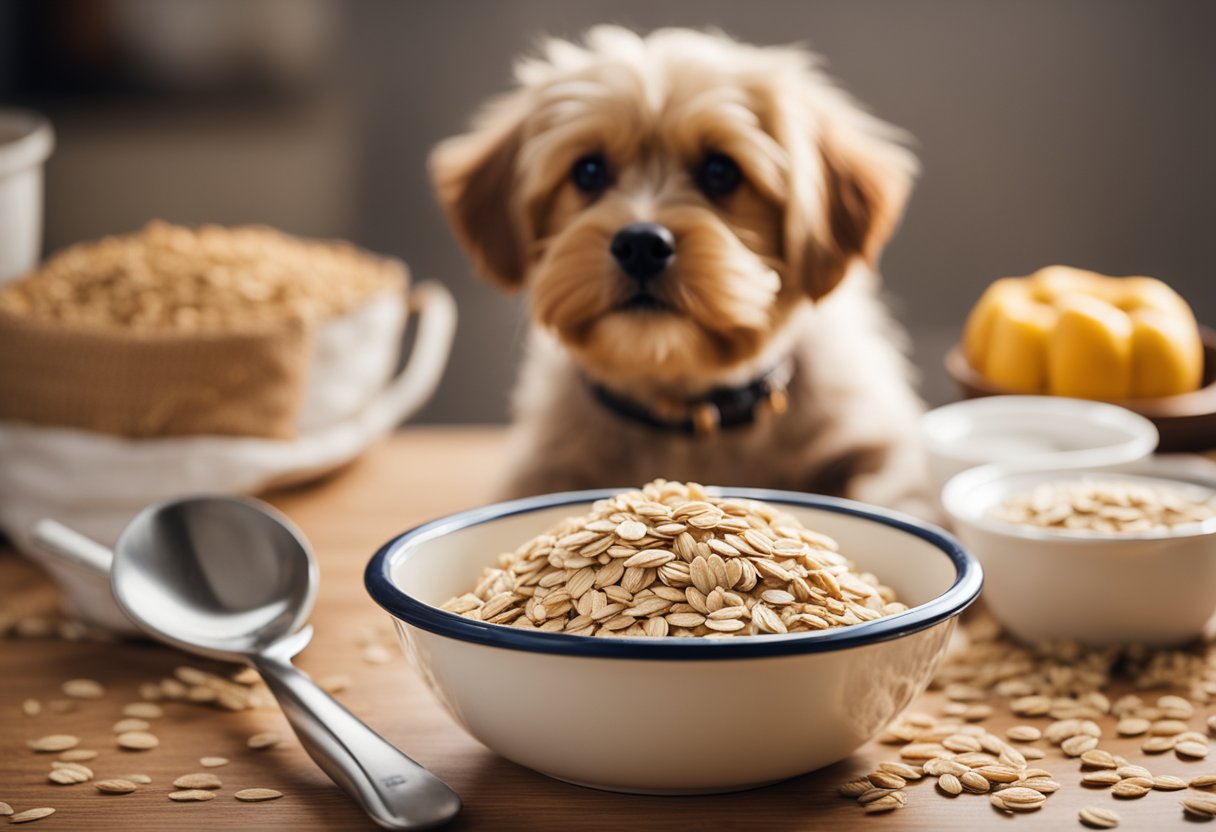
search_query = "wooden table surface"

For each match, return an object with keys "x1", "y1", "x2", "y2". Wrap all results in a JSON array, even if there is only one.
[{"x1": 2, "y1": 426, "x2": 1214, "y2": 830}]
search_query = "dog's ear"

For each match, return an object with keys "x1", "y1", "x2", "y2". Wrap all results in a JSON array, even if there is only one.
[
  {"x1": 430, "y1": 95, "x2": 530, "y2": 291},
  {"x1": 779, "y1": 80, "x2": 917, "y2": 300}
]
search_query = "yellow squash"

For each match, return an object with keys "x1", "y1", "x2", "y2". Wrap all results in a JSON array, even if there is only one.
[{"x1": 963, "y1": 266, "x2": 1203, "y2": 399}]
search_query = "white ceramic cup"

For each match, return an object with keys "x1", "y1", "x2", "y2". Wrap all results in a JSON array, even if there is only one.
[
  {"x1": 0, "y1": 109, "x2": 54, "y2": 283},
  {"x1": 920, "y1": 396, "x2": 1159, "y2": 504}
]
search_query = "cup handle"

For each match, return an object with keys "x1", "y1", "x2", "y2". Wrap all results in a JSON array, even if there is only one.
[{"x1": 378, "y1": 281, "x2": 457, "y2": 425}]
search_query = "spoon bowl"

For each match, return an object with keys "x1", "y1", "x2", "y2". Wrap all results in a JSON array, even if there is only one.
[{"x1": 113, "y1": 496, "x2": 317, "y2": 659}]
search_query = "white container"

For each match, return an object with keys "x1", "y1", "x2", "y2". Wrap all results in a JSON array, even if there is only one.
[
  {"x1": 7, "y1": 281, "x2": 457, "y2": 636},
  {"x1": 943, "y1": 466, "x2": 1216, "y2": 646},
  {"x1": 920, "y1": 396, "x2": 1158, "y2": 502},
  {"x1": 0, "y1": 110, "x2": 54, "y2": 283},
  {"x1": 365, "y1": 488, "x2": 982, "y2": 794}
]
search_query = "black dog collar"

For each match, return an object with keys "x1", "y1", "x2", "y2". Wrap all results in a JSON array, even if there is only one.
[{"x1": 588, "y1": 359, "x2": 794, "y2": 437}]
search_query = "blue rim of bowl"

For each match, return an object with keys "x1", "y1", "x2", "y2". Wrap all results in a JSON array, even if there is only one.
[{"x1": 364, "y1": 488, "x2": 984, "y2": 661}]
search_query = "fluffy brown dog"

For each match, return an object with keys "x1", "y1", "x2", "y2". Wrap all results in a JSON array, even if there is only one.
[{"x1": 432, "y1": 26, "x2": 929, "y2": 512}]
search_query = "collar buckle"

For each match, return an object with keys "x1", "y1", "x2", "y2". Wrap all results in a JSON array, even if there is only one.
[{"x1": 691, "y1": 401, "x2": 721, "y2": 437}]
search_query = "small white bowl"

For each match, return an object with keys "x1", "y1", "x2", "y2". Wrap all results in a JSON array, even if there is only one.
[
  {"x1": 0, "y1": 109, "x2": 54, "y2": 284},
  {"x1": 920, "y1": 396, "x2": 1158, "y2": 501},
  {"x1": 366, "y1": 488, "x2": 981, "y2": 794},
  {"x1": 943, "y1": 466, "x2": 1216, "y2": 646}
]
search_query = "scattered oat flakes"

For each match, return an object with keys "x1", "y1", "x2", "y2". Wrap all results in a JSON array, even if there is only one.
[
  {"x1": 867, "y1": 770, "x2": 905, "y2": 790},
  {"x1": 1159, "y1": 694, "x2": 1195, "y2": 719},
  {"x1": 362, "y1": 645, "x2": 392, "y2": 664},
  {"x1": 173, "y1": 773, "x2": 222, "y2": 790},
  {"x1": 51, "y1": 761, "x2": 92, "y2": 773},
  {"x1": 168, "y1": 789, "x2": 215, "y2": 802},
  {"x1": 877, "y1": 761, "x2": 922, "y2": 781},
  {"x1": 118, "y1": 774, "x2": 152, "y2": 784},
  {"x1": 95, "y1": 779, "x2": 138, "y2": 794},
  {"x1": 839, "y1": 778, "x2": 872, "y2": 797},
  {"x1": 1116, "y1": 717, "x2": 1150, "y2": 736},
  {"x1": 857, "y1": 787, "x2": 900, "y2": 804},
  {"x1": 1183, "y1": 795, "x2": 1216, "y2": 817},
  {"x1": 959, "y1": 771, "x2": 990, "y2": 793},
  {"x1": 862, "y1": 793, "x2": 905, "y2": 813},
  {"x1": 1079, "y1": 805, "x2": 1120, "y2": 828},
  {"x1": 9, "y1": 807, "x2": 55, "y2": 824},
  {"x1": 122, "y1": 702, "x2": 163, "y2": 719},
  {"x1": 234, "y1": 788, "x2": 283, "y2": 802},
  {"x1": 1062, "y1": 734, "x2": 1099, "y2": 757},
  {"x1": 1179, "y1": 740, "x2": 1211, "y2": 759},
  {"x1": 320, "y1": 674, "x2": 351, "y2": 693},
  {"x1": 1153, "y1": 774, "x2": 1187, "y2": 790},
  {"x1": 186, "y1": 686, "x2": 217, "y2": 703},
  {"x1": 1191, "y1": 773, "x2": 1216, "y2": 788},
  {"x1": 1005, "y1": 725, "x2": 1041, "y2": 742},
  {"x1": 936, "y1": 773, "x2": 962, "y2": 795},
  {"x1": 47, "y1": 770, "x2": 79, "y2": 785},
  {"x1": 232, "y1": 667, "x2": 261, "y2": 685},
  {"x1": 1142, "y1": 735, "x2": 1176, "y2": 753},
  {"x1": 27, "y1": 734, "x2": 79, "y2": 752},
  {"x1": 175, "y1": 666, "x2": 210, "y2": 686},
  {"x1": 49, "y1": 763, "x2": 92, "y2": 784},
  {"x1": 1022, "y1": 777, "x2": 1060, "y2": 794},
  {"x1": 200, "y1": 756, "x2": 229, "y2": 768},
  {"x1": 1152, "y1": 718, "x2": 1189, "y2": 736},
  {"x1": 999, "y1": 786, "x2": 1048, "y2": 807},
  {"x1": 61, "y1": 678, "x2": 105, "y2": 699},
  {"x1": 1080, "y1": 749, "x2": 1117, "y2": 769},
  {"x1": 112, "y1": 718, "x2": 150, "y2": 733},
  {"x1": 963, "y1": 704, "x2": 992, "y2": 721},
  {"x1": 1111, "y1": 779, "x2": 1151, "y2": 798},
  {"x1": 22, "y1": 698, "x2": 41, "y2": 716},
  {"x1": 116, "y1": 731, "x2": 159, "y2": 750},
  {"x1": 0, "y1": 802, "x2": 11, "y2": 816},
  {"x1": 247, "y1": 731, "x2": 282, "y2": 750},
  {"x1": 1082, "y1": 770, "x2": 1121, "y2": 787}
]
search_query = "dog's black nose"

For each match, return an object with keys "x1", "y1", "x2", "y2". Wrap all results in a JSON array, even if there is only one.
[{"x1": 610, "y1": 222, "x2": 675, "y2": 282}]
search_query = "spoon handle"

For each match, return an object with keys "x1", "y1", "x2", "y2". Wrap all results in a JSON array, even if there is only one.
[{"x1": 252, "y1": 653, "x2": 461, "y2": 830}]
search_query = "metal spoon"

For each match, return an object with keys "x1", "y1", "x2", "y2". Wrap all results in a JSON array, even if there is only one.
[{"x1": 33, "y1": 497, "x2": 460, "y2": 830}]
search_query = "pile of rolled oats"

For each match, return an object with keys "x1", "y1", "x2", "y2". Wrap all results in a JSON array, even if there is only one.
[
  {"x1": 839, "y1": 612, "x2": 1216, "y2": 825},
  {"x1": 990, "y1": 478, "x2": 1216, "y2": 535},
  {"x1": 441, "y1": 480, "x2": 906, "y2": 637},
  {"x1": 0, "y1": 220, "x2": 403, "y2": 331}
]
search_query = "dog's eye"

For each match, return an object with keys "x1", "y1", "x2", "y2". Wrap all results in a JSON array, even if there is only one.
[
  {"x1": 695, "y1": 153, "x2": 742, "y2": 197},
  {"x1": 570, "y1": 153, "x2": 611, "y2": 195}
]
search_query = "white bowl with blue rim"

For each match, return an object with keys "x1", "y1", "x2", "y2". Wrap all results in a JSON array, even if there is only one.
[{"x1": 365, "y1": 488, "x2": 982, "y2": 794}]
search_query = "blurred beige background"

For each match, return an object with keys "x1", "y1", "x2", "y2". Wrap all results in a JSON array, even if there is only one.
[{"x1": 2, "y1": 0, "x2": 1213, "y2": 422}]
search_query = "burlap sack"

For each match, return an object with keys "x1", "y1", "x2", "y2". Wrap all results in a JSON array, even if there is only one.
[{"x1": 0, "y1": 309, "x2": 313, "y2": 439}]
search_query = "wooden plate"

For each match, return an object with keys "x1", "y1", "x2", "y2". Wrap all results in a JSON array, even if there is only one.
[{"x1": 944, "y1": 326, "x2": 1216, "y2": 453}]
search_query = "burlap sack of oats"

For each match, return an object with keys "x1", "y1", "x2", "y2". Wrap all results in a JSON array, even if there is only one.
[
  {"x1": 0, "y1": 221, "x2": 409, "y2": 440},
  {"x1": 0, "y1": 309, "x2": 312, "y2": 439}
]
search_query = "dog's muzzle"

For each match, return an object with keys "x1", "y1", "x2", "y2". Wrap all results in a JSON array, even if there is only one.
[{"x1": 610, "y1": 222, "x2": 674, "y2": 283}]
